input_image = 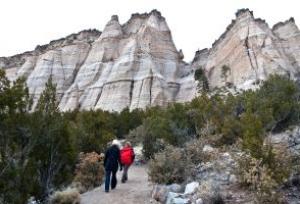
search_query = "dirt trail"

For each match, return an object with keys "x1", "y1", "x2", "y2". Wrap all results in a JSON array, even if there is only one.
[{"x1": 81, "y1": 165, "x2": 153, "y2": 204}]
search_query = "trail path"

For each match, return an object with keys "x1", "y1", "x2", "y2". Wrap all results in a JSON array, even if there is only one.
[{"x1": 81, "y1": 165, "x2": 153, "y2": 204}]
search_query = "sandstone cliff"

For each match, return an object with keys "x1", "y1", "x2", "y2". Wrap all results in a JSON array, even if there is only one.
[
  {"x1": 0, "y1": 10, "x2": 196, "y2": 112},
  {"x1": 2, "y1": 9, "x2": 300, "y2": 111},
  {"x1": 192, "y1": 9, "x2": 300, "y2": 90}
]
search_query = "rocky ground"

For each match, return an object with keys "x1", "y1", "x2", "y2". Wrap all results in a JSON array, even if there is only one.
[{"x1": 80, "y1": 129, "x2": 300, "y2": 204}]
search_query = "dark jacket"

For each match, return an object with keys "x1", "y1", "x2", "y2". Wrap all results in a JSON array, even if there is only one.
[{"x1": 104, "y1": 145, "x2": 121, "y2": 171}]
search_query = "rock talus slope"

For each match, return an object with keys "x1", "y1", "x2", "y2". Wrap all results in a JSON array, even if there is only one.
[{"x1": 0, "y1": 10, "x2": 195, "y2": 112}]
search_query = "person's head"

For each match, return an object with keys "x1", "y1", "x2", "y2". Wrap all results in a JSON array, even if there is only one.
[
  {"x1": 112, "y1": 139, "x2": 121, "y2": 148},
  {"x1": 124, "y1": 141, "x2": 131, "y2": 148}
]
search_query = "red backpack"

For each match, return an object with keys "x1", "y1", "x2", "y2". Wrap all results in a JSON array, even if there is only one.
[{"x1": 120, "y1": 147, "x2": 134, "y2": 165}]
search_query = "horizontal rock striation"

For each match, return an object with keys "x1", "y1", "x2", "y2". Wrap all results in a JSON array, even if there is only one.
[
  {"x1": 1, "y1": 10, "x2": 196, "y2": 112},
  {"x1": 2, "y1": 9, "x2": 300, "y2": 111},
  {"x1": 192, "y1": 8, "x2": 300, "y2": 90}
]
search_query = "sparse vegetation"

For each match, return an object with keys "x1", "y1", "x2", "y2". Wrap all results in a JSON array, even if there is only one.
[
  {"x1": 147, "y1": 75, "x2": 300, "y2": 203},
  {"x1": 148, "y1": 145, "x2": 187, "y2": 184},
  {"x1": 236, "y1": 145, "x2": 292, "y2": 203},
  {"x1": 194, "y1": 68, "x2": 209, "y2": 91},
  {"x1": 73, "y1": 152, "x2": 105, "y2": 193},
  {"x1": 49, "y1": 188, "x2": 80, "y2": 204},
  {"x1": 221, "y1": 65, "x2": 230, "y2": 81},
  {"x1": 0, "y1": 67, "x2": 299, "y2": 203}
]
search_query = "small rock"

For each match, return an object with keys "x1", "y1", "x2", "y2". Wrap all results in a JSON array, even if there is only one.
[
  {"x1": 166, "y1": 192, "x2": 189, "y2": 204},
  {"x1": 294, "y1": 135, "x2": 300, "y2": 144},
  {"x1": 196, "y1": 198, "x2": 203, "y2": 204},
  {"x1": 229, "y1": 174, "x2": 238, "y2": 184},
  {"x1": 184, "y1": 182, "x2": 199, "y2": 194},
  {"x1": 221, "y1": 152, "x2": 230, "y2": 159},
  {"x1": 168, "y1": 184, "x2": 182, "y2": 193},
  {"x1": 202, "y1": 145, "x2": 214, "y2": 153},
  {"x1": 151, "y1": 184, "x2": 169, "y2": 203}
]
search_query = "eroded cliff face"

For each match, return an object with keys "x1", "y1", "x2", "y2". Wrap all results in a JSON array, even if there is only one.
[
  {"x1": 0, "y1": 10, "x2": 196, "y2": 112},
  {"x1": 192, "y1": 9, "x2": 300, "y2": 90},
  {"x1": 2, "y1": 9, "x2": 300, "y2": 111}
]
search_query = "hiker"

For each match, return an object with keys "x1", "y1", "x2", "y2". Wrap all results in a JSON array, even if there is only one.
[
  {"x1": 104, "y1": 139, "x2": 122, "y2": 192},
  {"x1": 120, "y1": 141, "x2": 135, "y2": 183}
]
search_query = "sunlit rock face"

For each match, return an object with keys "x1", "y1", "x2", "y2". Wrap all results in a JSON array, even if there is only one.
[
  {"x1": 0, "y1": 10, "x2": 196, "y2": 112},
  {"x1": 192, "y1": 9, "x2": 300, "y2": 90}
]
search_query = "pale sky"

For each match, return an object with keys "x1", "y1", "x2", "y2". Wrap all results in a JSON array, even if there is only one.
[{"x1": 1, "y1": 0, "x2": 299, "y2": 61}]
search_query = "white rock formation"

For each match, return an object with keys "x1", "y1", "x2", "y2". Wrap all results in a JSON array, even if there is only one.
[
  {"x1": 2, "y1": 9, "x2": 300, "y2": 111},
  {"x1": 0, "y1": 10, "x2": 196, "y2": 112},
  {"x1": 192, "y1": 9, "x2": 300, "y2": 90}
]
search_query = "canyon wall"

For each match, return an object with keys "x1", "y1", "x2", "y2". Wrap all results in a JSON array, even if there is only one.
[
  {"x1": 0, "y1": 10, "x2": 196, "y2": 112},
  {"x1": 192, "y1": 9, "x2": 300, "y2": 90},
  {"x1": 2, "y1": 9, "x2": 300, "y2": 111}
]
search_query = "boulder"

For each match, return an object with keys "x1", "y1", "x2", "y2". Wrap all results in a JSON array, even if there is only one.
[
  {"x1": 151, "y1": 184, "x2": 169, "y2": 203},
  {"x1": 195, "y1": 198, "x2": 203, "y2": 204},
  {"x1": 168, "y1": 184, "x2": 183, "y2": 193},
  {"x1": 184, "y1": 182, "x2": 199, "y2": 195},
  {"x1": 166, "y1": 192, "x2": 189, "y2": 204}
]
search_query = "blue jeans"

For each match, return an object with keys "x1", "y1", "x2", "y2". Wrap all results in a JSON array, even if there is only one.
[{"x1": 105, "y1": 169, "x2": 117, "y2": 192}]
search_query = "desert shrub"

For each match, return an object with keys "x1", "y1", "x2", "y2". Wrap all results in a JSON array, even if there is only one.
[
  {"x1": 221, "y1": 65, "x2": 230, "y2": 81},
  {"x1": 184, "y1": 139, "x2": 205, "y2": 165},
  {"x1": 49, "y1": 188, "x2": 80, "y2": 204},
  {"x1": 194, "y1": 67, "x2": 209, "y2": 91},
  {"x1": 129, "y1": 116, "x2": 172, "y2": 159},
  {"x1": 148, "y1": 145, "x2": 187, "y2": 184},
  {"x1": 73, "y1": 152, "x2": 104, "y2": 193},
  {"x1": 236, "y1": 145, "x2": 292, "y2": 203},
  {"x1": 126, "y1": 125, "x2": 144, "y2": 146},
  {"x1": 184, "y1": 139, "x2": 214, "y2": 165},
  {"x1": 196, "y1": 181, "x2": 224, "y2": 204},
  {"x1": 256, "y1": 75, "x2": 300, "y2": 132}
]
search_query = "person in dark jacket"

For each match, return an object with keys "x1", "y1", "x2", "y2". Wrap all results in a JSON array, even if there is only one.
[
  {"x1": 103, "y1": 139, "x2": 121, "y2": 192},
  {"x1": 120, "y1": 141, "x2": 135, "y2": 183}
]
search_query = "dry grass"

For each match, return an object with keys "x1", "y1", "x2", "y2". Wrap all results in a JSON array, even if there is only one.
[{"x1": 73, "y1": 152, "x2": 104, "y2": 193}]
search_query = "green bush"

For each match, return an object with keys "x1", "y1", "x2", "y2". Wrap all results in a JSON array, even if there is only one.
[
  {"x1": 194, "y1": 68, "x2": 209, "y2": 91},
  {"x1": 221, "y1": 65, "x2": 231, "y2": 81}
]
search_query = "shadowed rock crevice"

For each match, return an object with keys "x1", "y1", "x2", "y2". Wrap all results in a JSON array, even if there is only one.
[
  {"x1": 149, "y1": 69, "x2": 154, "y2": 105},
  {"x1": 129, "y1": 80, "x2": 135, "y2": 106}
]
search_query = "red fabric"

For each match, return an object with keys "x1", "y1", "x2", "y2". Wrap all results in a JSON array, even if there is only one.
[{"x1": 120, "y1": 147, "x2": 134, "y2": 165}]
